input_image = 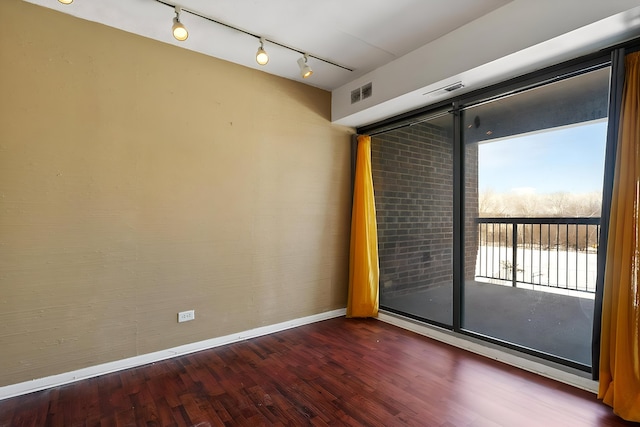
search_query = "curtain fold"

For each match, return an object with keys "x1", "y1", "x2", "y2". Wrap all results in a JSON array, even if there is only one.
[
  {"x1": 598, "y1": 51, "x2": 640, "y2": 422},
  {"x1": 347, "y1": 135, "x2": 379, "y2": 318}
]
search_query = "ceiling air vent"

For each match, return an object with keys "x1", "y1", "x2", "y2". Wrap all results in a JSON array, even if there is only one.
[
  {"x1": 351, "y1": 88, "x2": 361, "y2": 104},
  {"x1": 445, "y1": 82, "x2": 464, "y2": 92},
  {"x1": 361, "y1": 82, "x2": 373, "y2": 99},
  {"x1": 423, "y1": 81, "x2": 464, "y2": 97}
]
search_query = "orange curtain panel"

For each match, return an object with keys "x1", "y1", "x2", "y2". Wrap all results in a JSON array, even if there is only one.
[
  {"x1": 347, "y1": 135, "x2": 379, "y2": 318},
  {"x1": 598, "y1": 51, "x2": 640, "y2": 422}
]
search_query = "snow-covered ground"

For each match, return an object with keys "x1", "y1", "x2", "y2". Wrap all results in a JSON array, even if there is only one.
[{"x1": 474, "y1": 245, "x2": 597, "y2": 299}]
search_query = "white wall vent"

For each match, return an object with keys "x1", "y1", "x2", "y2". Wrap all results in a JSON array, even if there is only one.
[{"x1": 423, "y1": 81, "x2": 464, "y2": 97}]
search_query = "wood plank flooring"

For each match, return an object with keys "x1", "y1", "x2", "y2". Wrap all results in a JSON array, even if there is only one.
[{"x1": 0, "y1": 318, "x2": 634, "y2": 426}]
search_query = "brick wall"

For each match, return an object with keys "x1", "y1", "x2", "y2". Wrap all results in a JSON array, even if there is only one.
[
  {"x1": 465, "y1": 142, "x2": 479, "y2": 281},
  {"x1": 371, "y1": 121, "x2": 478, "y2": 299}
]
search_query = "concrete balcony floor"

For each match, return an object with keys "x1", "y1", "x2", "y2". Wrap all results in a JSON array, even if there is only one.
[{"x1": 381, "y1": 280, "x2": 594, "y2": 367}]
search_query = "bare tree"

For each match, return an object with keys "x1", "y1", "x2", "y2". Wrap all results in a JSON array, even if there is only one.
[
  {"x1": 476, "y1": 191, "x2": 602, "y2": 251},
  {"x1": 478, "y1": 191, "x2": 602, "y2": 218}
]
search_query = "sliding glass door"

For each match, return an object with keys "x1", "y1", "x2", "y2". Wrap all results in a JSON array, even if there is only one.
[
  {"x1": 461, "y1": 66, "x2": 610, "y2": 368},
  {"x1": 372, "y1": 110, "x2": 454, "y2": 327},
  {"x1": 365, "y1": 54, "x2": 615, "y2": 372}
]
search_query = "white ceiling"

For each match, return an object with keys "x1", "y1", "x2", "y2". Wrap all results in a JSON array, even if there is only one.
[{"x1": 24, "y1": 0, "x2": 513, "y2": 91}]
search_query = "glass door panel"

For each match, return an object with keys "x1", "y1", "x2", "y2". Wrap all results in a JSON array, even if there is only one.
[
  {"x1": 372, "y1": 111, "x2": 454, "y2": 326},
  {"x1": 462, "y1": 67, "x2": 610, "y2": 368}
]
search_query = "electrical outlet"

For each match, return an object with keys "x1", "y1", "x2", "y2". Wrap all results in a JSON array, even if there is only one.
[{"x1": 178, "y1": 310, "x2": 195, "y2": 323}]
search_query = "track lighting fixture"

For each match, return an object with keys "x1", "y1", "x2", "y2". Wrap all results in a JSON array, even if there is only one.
[
  {"x1": 256, "y1": 38, "x2": 269, "y2": 66},
  {"x1": 172, "y1": 6, "x2": 189, "y2": 41},
  {"x1": 297, "y1": 54, "x2": 313, "y2": 79},
  {"x1": 58, "y1": 0, "x2": 73, "y2": 4},
  {"x1": 155, "y1": 1, "x2": 352, "y2": 77}
]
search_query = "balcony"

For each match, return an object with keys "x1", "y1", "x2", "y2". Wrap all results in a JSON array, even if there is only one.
[
  {"x1": 381, "y1": 217, "x2": 600, "y2": 368},
  {"x1": 475, "y1": 217, "x2": 600, "y2": 294}
]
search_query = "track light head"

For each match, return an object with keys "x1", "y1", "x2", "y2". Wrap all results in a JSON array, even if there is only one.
[
  {"x1": 172, "y1": 6, "x2": 188, "y2": 41},
  {"x1": 256, "y1": 38, "x2": 269, "y2": 66},
  {"x1": 58, "y1": 0, "x2": 73, "y2": 4},
  {"x1": 297, "y1": 54, "x2": 313, "y2": 78}
]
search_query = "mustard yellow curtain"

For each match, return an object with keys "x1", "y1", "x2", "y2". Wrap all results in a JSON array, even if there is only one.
[
  {"x1": 347, "y1": 135, "x2": 379, "y2": 318},
  {"x1": 598, "y1": 51, "x2": 640, "y2": 422}
]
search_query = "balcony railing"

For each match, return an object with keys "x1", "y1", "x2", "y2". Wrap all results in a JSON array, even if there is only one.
[{"x1": 475, "y1": 217, "x2": 600, "y2": 294}]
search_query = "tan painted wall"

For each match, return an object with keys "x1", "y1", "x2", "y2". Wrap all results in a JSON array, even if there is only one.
[{"x1": 0, "y1": 0, "x2": 352, "y2": 387}]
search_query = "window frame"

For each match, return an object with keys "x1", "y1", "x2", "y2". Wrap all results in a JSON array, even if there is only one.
[{"x1": 357, "y1": 44, "x2": 640, "y2": 375}]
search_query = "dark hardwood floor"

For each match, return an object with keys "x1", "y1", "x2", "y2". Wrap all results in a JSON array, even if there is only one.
[{"x1": 0, "y1": 318, "x2": 635, "y2": 426}]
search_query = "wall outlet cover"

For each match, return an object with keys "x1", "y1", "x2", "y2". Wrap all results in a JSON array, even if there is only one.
[{"x1": 178, "y1": 310, "x2": 195, "y2": 323}]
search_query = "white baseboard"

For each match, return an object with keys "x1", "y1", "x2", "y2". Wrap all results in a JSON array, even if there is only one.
[
  {"x1": 376, "y1": 311, "x2": 599, "y2": 394},
  {"x1": 2, "y1": 308, "x2": 597, "y2": 401},
  {"x1": 0, "y1": 308, "x2": 346, "y2": 401}
]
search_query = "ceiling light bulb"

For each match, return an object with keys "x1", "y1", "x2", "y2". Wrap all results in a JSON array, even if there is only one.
[
  {"x1": 58, "y1": 0, "x2": 73, "y2": 4},
  {"x1": 172, "y1": 7, "x2": 188, "y2": 41},
  {"x1": 256, "y1": 38, "x2": 269, "y2": 65},
  {"x1": 256, "y1": 47, "x2": 269, "y2": 65},
  {"x1": 298, "y1": 55, "x2": 313, "y2": 78},
  {"x1": 172, "y1": 19, "x2": 188, "y2": 41}
]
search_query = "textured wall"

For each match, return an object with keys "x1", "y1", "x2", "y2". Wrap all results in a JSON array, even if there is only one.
[
  {"x1": 465, "y1": 142, "x2": 479, "y2": 281},
  {"x1": 371, "y1": 123, "x2": 454, "y2": 297},
  {"x1": 0, "y1": 0, "x2": 352, "y2": 387},
  {"x1": 371, "y1": 121, "x2": 479, "y2": 300}
]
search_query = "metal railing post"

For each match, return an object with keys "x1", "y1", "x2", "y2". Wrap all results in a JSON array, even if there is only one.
[{"x1": 512, "y1": 223, "x2": 518, "y2": 287}]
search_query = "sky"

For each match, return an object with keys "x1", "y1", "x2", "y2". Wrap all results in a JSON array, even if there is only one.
[{"x1": 477, "y1": 121, "x2": 607, "y2": 195}]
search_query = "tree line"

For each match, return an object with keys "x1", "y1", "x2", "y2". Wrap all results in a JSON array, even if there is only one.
[{"x1": 476, "y1": 191, "x2": 601, "y2": 252}]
